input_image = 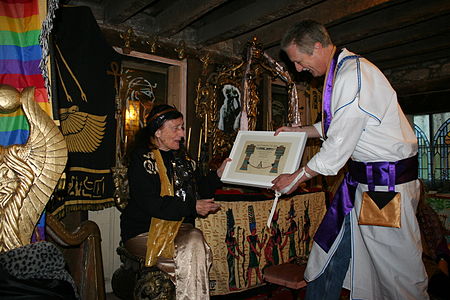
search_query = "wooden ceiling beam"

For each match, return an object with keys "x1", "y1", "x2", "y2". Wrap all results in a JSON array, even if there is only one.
[
  {"x1": 342, "y1": 14, "x2": 450, "y2": 55},
  {"x1": 231, "y1": 0, "x2": 393, "y2": 51},
  {"x1": 366, "y1": 33, "x2": 450, "y2": 65},
  {"x1": 104, "y1": 0, "x2": 157, "y2": 24},
  {"x1": 328, "y1": 0, "x2": 450, "y2": 46},
  {"x1": 399, "y1": 90, "x2": 450, "y2": 114},
  {"x1": 395, "y1": 76, "x2": 450, "y2": 96},
  {"x1": 195, "y1": 0, "x2": 323, "y2": 46},
  {"x1": 377, "y1": 47, "x2": 450, "y2": 70},
  {"x1": 154, "y1": 0, "x2": 227, "y2": 36}
]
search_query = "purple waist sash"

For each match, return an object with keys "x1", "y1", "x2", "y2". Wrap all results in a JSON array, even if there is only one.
[{"x1": 313, "y1": 155, "x2": 418, "y2": 253}]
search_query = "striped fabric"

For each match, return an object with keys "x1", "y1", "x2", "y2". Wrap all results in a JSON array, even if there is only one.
[
  {"x1": 0, "y1": 0, "x2": 51, "y2": 145},
  {"x1": 0, "y1": 0, "x2": 50, "y2": 240}
]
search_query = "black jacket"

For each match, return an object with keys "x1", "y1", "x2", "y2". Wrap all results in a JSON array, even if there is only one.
[{"x1": 120, "y1": 146, "x2": 221, "y2": 242}]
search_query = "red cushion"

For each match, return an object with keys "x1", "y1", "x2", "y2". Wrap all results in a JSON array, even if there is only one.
[{"x1": 263, "y1": 263, "x2": 307, "y2": 290}]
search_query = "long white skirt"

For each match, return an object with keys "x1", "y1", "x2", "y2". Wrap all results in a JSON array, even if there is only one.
[{"x1": 305, "y1": 180, "x2": 429, "y2": 300}]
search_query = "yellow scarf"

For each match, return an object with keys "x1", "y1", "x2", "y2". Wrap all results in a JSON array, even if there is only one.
[{"x1": 145, "y1": 149, "x2": 183, "y2": 266}]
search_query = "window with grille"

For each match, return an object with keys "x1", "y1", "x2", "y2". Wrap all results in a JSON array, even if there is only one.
[{"x1": 413, "y1": 112, "x2": 450, "y2": 191}]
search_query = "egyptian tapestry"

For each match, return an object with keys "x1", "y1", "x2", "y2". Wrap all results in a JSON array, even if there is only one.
[
  {"x1": 48, "y1": 6, "x2": 121, "y2": 216},
  {"x1": 196, "y1": 192, "x2": 326, "y2": 295}
]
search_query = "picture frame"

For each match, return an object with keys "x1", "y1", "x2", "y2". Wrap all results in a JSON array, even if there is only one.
[{"x1": 221, "y1": 130, "x2": 307, "y2": 188}]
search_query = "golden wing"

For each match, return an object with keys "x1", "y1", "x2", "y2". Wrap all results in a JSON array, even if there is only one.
[
  {"x1": 16, "y1": 86, "x2": 68, "y2": 247},
  {"x1": 59, "y1": 105, "x2": 107, "y2": 153}
]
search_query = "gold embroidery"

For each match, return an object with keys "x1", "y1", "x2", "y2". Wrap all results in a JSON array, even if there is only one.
[
  {"x1": 59, "y1": 105, "x2": 107, "y2": 153},
  {"x1": 55, "y1": 44, "x2": 87, "y2": 102}
]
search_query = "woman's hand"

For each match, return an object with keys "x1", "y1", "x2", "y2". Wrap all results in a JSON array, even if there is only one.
[
  {"x1": 196, "y1": 199, "x2": 221, "y2": 217},
  {"x1": 216, "y1": 158, "x2": 232, "y2": 178}
]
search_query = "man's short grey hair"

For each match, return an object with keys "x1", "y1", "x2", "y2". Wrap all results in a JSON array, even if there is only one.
[{"x1": 281, "y1": 20, "x2": 332, "y2": 55}]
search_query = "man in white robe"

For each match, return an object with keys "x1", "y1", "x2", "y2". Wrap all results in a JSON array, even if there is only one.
[{"x1": 272, "y1": 20, "x2": 428, "y2": 300}]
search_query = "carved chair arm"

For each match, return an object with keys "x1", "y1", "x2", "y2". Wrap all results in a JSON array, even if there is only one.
[{"x1": 46, "y1": 214, "x2": 101, "y2": 247}]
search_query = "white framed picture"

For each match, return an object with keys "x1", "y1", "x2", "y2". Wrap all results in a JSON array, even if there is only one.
[{"x1": 221, "y1": 130, "x2": 307, "y2": 189}]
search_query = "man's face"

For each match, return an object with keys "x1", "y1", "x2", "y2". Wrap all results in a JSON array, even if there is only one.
[
  {"x1": 155, "y1": 117, "x2": 185, "y2": 151},
  {"x1": 285, "y1": 43, "x2": 327, "y2": 77}
]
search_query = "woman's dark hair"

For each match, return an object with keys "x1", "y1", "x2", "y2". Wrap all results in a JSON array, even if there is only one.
[
  {"x1": 127, "y1": 104, "x2": 183, "y2": 153},
  {"x1": 145, "y1": 104, "x2": 183, "y2": 136}
]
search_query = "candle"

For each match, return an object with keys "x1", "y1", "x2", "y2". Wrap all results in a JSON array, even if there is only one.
[
  {"x1": 186, "y1": 127, "x2": 191, "y2": 150},
  {"x1": 198, "y1": 128, "x2": 202, "y2": 161},
  {"x1": 204, "y1": 114, "x2": 208, "y2": 143}
]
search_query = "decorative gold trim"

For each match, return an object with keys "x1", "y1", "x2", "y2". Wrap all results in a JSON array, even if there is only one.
[
  {"x1": 69, "y1": 167, "x2": 111, "y2": 174},
  {"x1": 120, "y1": 27, "x2": 137, "y2": 54},
  {"x1": 195, "y1": 38, "x2": 301, "y2": 160},
  {"x1": 174, "y1": 40, "x2": 186, "y2": 60},
  {"x1": 146, "y1": 36, "x2": 160, "y2": 54}
]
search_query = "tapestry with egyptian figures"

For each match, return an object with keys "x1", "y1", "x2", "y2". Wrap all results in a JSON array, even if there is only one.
[
  {"x1": 48, "y1": 6, "x2": 121, "y2": 216},
  {"x1": 196, "y1": 192, "x2": 326, "y2": 295}
]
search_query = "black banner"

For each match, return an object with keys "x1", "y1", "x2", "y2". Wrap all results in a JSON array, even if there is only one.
[{"x1": 49, "y1": 6, "x2": 121, "y2": 216}]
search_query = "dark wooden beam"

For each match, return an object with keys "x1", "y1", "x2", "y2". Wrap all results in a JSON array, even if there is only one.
[
  {"x1": 395, "y1": 76, "x2": 450, "y2": 114},
  {"x1": 104, "y1": 0, "x2": 157, "y2": 24},
  {"x1": 399, "y1": 90, "x2": 450, "y2": 114},
  {"x1": 370, "y1": 38, "x2": 450, "y2": 70},
  {"x1": 328, "y1": 0, "x2": 450, "y2": 45},
  {"x1": 195, "y1": 0, "x2": 323, "y2": 46},
  {"x1": 395, "y1": 76, "x2": 450, "y2": 96},
  {"x1": 154, "y1": 0, "x2": 227, "y2": 36},
  {"x1": 342, "y1": 14, "x2": 450, "y2": 55},
  {"x1": 232, "y1": 0, "x2": 393, "y2": 51}
]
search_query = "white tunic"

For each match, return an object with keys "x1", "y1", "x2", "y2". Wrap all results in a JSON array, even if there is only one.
[{"x1": 305, "y1": 49, "x2": 429, "y2": 300}]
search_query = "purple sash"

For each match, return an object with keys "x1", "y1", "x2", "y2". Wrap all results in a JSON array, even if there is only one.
[
  {"x1": 313, "y1": 155, "x2": 418, "y2": 253},
  {"x1": 322, "y1": 49, "x2": 341, "y2": 137},
  {"x1": 322, "y1": 50, "x2": 361, "y2": 138}
]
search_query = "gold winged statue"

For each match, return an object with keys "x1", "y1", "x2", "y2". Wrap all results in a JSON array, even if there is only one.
[{"x1": 0, "y1": 84, "x2": 68, "y2": 252}]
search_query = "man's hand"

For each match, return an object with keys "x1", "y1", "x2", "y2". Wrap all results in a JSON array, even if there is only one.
[
  {"x1": 271, "y1": 171, "x2": 303, "y2": 194},
  {"x1": 274, "y1": 125, "x2": 321, "y2": 138},
  {"x1": 271, "y1": 166, "x2": 318, "y2": 194},
  {"x1": 274, "y1": 126, "x2": 302, "y2": 136},
  {"x1": 216, "y1": 158, "x2": 232, "y2": 178},
  {"x1": 196, "y1": 199, "x2": 221, "y2": 217}
]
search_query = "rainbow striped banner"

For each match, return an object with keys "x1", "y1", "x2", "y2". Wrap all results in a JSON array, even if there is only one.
[{"x1": 0, "y1": 0, "x2": 51, "y2": 145}]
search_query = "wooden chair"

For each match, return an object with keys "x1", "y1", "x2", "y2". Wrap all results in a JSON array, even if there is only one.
[{"x1": 46, "y1": 214, "x2": 106, "y2": 300}]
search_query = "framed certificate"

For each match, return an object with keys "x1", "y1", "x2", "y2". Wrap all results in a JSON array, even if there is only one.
[{"x1": 221, "y1": 130, "x2": 307, "y2": 188}]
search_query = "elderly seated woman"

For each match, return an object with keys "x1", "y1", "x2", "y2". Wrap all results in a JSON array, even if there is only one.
[{"x1": 120, "y1": 104, "x2": 228, "y2": 300}]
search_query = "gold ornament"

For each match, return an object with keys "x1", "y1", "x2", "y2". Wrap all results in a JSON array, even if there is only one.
[{"x1": 0, "y1": 84, "x2": 67, "y2": 252}]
